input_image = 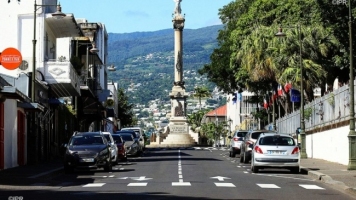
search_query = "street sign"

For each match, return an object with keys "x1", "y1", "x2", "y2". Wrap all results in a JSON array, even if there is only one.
[{"x1": 0, "y1": 47, "x2": 22, "y2": 70}]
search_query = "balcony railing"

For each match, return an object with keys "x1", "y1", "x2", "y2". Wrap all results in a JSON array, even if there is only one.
[{"x1": 42, "y1": 59, "x2": 81, "y2": 97}]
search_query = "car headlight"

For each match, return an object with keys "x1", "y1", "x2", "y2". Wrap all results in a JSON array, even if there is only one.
[
  {"x1": 99, "y1": 148, "x2": 108, "y2": 156},
  {"x1": 66, "y1": 149, "x2": 77, "y2": 155}
]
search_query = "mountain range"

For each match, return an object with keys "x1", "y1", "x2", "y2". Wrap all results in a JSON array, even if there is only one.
[{"x1": 106, "y1": 24, "x2": 224, "y2": 105}]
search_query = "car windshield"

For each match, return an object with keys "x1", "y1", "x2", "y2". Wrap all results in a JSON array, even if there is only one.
[
  {"x1": 120, "y1": 134, "x2": 133, "y2": 141},
  {"x1": 236, "y1": 131, "x2": 248, "y2": 137},
  {"x1": 259, "y1": 136, "x2": 295, "y2": 146},
  {"x1": 103, "y1": 135, "x2": 112, "y2": 142},
  {"x1": 116, "y1": 131, "x2": 137, "y2": 138},
  {"x1": 251, "y1": 132, "x2": 263, "y2": 139},
  {"x1": 112, "y1": 135, "x2": 123, "y2": 143},
  {"x1": 70, "y1": 135, "x2": 104, "y2": 145}
]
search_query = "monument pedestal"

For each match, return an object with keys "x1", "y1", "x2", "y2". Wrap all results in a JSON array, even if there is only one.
[{"x1": 158, "y1": 117, "x2": 195, "y2": 147}]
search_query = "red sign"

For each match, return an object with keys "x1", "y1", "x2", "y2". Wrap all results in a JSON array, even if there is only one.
[{"x1": 0, "y1": 47, "x2": 23, "y2": 70}]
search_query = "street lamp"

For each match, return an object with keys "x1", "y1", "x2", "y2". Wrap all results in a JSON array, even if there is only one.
[
  {"x1": 32, "y1": 1, "x2": 66, "y2": 101},
  {"x1": 275, "y1": 24, "x2": 307, "y2": 159},
  {"x1": 108, "y1": 64, "x2": 116, "y2": 72},
  {"x1": 347, "y1": 0, "x2": 356, "y2": 170},
  {"x1": 228, "y1": 118, "x2": 233, "y2": 137}
]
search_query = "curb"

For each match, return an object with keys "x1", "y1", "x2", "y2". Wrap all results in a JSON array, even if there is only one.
[
  {"x1": 28, "y1": 167, "x2": 63, "y2": 179},
  {"x1": 300, "y1": 166, "x2": 356, "y2": 198}
]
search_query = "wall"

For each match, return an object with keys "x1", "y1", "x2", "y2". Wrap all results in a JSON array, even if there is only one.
[
  {"x1": 306, "y1": 126, "x2": 349, "y2": 165},
  {"x1": 3, "y1": 99, "x2": 18, "y2": 169}
]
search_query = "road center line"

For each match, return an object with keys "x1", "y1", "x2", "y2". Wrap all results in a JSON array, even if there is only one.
[{"x1": 172, "y1": 150, "x2": 191, "y2": 186}]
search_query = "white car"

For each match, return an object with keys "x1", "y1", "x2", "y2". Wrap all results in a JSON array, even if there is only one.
[
  {"x1": 228, "y1": 130, "x2": 248, "y2": 157},
  {"x1": 102, "y1": 132, "x2": 118, "y2": 164},
  {"x1": 251, "y1": 133, "x2": 300, "y2": 174}
]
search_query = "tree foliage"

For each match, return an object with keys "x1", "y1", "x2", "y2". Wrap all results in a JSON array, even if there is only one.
[
  {"x1": 117, "y1": 88, "x2": 135, "y2": 127},
  {"x1": 199, "y1": 0, "x2": 353, "y2": 118}
]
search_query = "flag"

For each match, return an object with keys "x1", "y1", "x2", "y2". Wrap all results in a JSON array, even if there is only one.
[
  {"x1": 232, "y1": 93, "x2": 237, "y2": 104},
  {"x1": 290, "y1": 89, "x2": 301, "y2": 102},
  {"x1": 277, "y1": 84, "x2": 283, "y2": 96},
  {"x1": 273, "y1": 90, "x2": 278, "y2": 101},
  {"x1": 284, "y1": 82, "x2": 292, "y2": 93},
  {"x1": 263, "y1": 98, "x2": 268, "y2": 109},
  {"x1": 237, "y1": 93, "x2": 242, "y2": 102}
]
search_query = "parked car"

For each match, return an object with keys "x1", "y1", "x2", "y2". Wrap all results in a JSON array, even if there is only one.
[
  {"x1": 116, "y1": 129, "x2": 145, "y2": 153},
  {"x1": 121, "y1": 127, "x2": 146, "y2": 150},
  {"x1": 63, "y1": 131, "x2": 112, "y2": 173},
  {"x1": 251, "y1": 133, "x2": 300, "y2": 173},
  {"x1": 102, "y1": 132, "x2": 118, "y2": 164},
  {"x1": 111, "y1": 134, "x2": 127, "y2": 161},
  {"x1": 118, "y1": 133, "x2": 140, "y2": 156},
  {"x1": 240, "y1": 130, "x2": 276, "y2": 163},
  {"x1": 228, "y1": 130, "x2": 249, "y2": 157}
]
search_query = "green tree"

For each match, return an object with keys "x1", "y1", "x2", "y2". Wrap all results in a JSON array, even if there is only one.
[
  {"x1": 117, "y1": 88, "x2": 135, "y2": 127},
  {"x1": 187, "y1": 110, "x2": 207, "y2": 132},
  {"x1": 193, "y1": 86, "x2": 211, "y2": 110}
]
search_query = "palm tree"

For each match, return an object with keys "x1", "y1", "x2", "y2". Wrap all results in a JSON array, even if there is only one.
[
  {"x1": 193, "y1": 86, "x2": 211, "y2": 110},
  {"x1": 187, "y1": 110, "x2": 206, "y2": 132},
  {"x1": 275, "y1": 25, "x2": 340, "y2": 102}
]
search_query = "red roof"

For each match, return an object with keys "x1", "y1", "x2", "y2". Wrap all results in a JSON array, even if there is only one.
[{"x1": 205, "y1": 105, "x2": 226, "y2": 117}]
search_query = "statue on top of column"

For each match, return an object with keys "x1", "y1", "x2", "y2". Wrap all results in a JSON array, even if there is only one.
[{"x1": 173, "y1": 0, "x2": 182, "y2": 15}]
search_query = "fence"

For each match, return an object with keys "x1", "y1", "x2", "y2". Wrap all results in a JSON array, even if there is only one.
[{"x1": 274, "y1": 82, "x2": 353, "y2": 134}]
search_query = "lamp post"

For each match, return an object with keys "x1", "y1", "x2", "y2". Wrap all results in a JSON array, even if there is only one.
[
  {"x1": 348, "y1": 0, "x2": 356, "y2": 170},
  {"x1": 273, "y1": 96, "x2": 276, "y2": 131},
  {"x1": 30, "y1": 0, "x2": 65, "y2": 164},
  {"x1": 275, "y1": 24, "x2": 307, "y2": 159},
  {"x1": 32, "y1": 1, "x2": 66, "y2": 101},
  {"x1": 228, "y1": 118, "x2": 233, "y2": 137}
]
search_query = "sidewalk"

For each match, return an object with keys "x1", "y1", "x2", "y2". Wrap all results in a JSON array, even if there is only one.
[
  {"x1": 0, "y1": 159, "x2": 63, "y2": 187},
  {"x1": 300, "y1": 158, "x2": 356, "y2": 197}
]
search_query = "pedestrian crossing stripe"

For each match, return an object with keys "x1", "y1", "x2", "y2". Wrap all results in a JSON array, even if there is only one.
[
  {"x1": 82, "y1": 183, "x2": 106, "y2": 187},
  {"x1": 214, "y1": 183, "x2": 235, "y2": 187},
  {"x1": 128, "y1": 183, "x2": 147, "y2": 186},
  {"x1": 257, "y1": 184, "x2": 280, "y2": 188},
  {"x1": 299, "y1": 184, "x2": 325, "y2": 190}
]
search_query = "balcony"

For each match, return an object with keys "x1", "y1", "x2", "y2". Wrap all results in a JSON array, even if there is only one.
[{"x1": 42, "y1": 59, "x2": 81, "y2": 98}]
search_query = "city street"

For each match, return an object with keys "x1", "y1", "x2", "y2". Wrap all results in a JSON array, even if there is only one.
[{"x1": 0, "y1": 148, "x2": 354, "y2": 200}]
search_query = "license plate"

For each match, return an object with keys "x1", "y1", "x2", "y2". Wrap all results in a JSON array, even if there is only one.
[
  {"x1": 267, "y1": 150, "x2": 286, "y2": 155},
  {"x1": 80, "y1": 158, "x2": 94, "y2": 162}
]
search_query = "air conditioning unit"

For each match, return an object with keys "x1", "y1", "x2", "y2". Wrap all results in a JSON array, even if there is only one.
[{"x1": 17, "y1": 57, "x2": 31, "y2": 74}]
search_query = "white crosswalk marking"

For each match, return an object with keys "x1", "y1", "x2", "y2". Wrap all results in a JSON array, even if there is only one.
[
  {"x1": 214, "y1": 183, "x2": 235, "y2": 187},
  {"x1": 128, "y1": 183, "x2": 148, "y2": 186},
  {"x1": 82, "y1": 183, "x2": 106, "y2": 187},
  {"x1": 299, "y1": 184, "x2": 325, "y2": 190},
  {"x1": 257, "y1": 184, "x2": 280, "y2": 188}
]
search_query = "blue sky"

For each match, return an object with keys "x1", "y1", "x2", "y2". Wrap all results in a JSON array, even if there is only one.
[{"x1": 60, "y1": 0, "x2": 232, "y2": 34}]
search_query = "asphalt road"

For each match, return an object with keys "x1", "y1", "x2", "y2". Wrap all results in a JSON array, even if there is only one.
[{"x1": 0, "y1": 147, "x2": 355, "y2": 200}]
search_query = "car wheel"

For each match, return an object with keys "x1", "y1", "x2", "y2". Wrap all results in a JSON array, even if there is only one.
[
  {"x1": 291, "y1": 167, "x2": 300, "y2": 174},
  {"x1": 104, "y1": 160, "x2": 112, "y2": 172},
  {"x1": 239, "y1": 152, "x2": 244, "y2": 163},
  {"x1": 243, "y1": 152, "x2": 249, "y2": 164},
  {"x1": 252, "y1": 165, "x2": 259, "y2": 173},
  {"x1": 64, "y1": 165, "x2": 73, "y2": 174}
]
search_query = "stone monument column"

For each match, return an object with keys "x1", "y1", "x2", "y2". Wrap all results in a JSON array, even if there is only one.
[
  {"x1": 170, "y1": 0, "x2": 187, "y2": 119},
  {"x1": 160, "y1": 0, "x2": 195, "y2": 147}
]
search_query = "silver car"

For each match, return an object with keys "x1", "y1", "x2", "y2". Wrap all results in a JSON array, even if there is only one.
[
  {"x1": 119, "y1": 133, "x2": 140, "y2": 156},
  {"x1": 251, "y1": 133, "x2": 300, "y2": 173},
  {"x1": 102, "y1": 132, "x2": 118, "y2": 164},
  {"x1": 228, "y1": 130, "x2": 248, "y2": 157},
  {"x1": 240, "y1": 130, "x2": 275, "y2": 163}
]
